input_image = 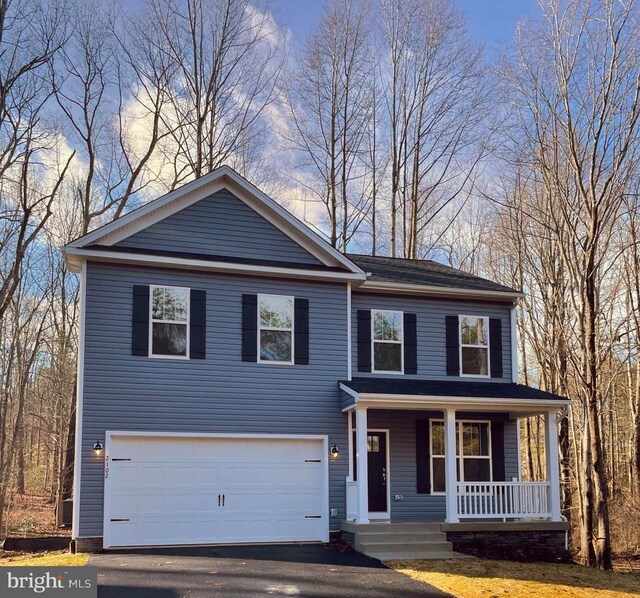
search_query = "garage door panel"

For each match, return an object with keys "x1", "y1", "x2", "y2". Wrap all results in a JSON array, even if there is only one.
[{"x1": 104, "y1": 435, "x2": 327, "y2": 548}]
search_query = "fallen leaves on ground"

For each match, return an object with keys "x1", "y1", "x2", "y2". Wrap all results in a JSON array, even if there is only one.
[
  {"x1": 388, "y1": 558, "x2": 640, "y2": 598},
  {"x1": 0, "y1": 550, "x2": 88, "y2": 567}
]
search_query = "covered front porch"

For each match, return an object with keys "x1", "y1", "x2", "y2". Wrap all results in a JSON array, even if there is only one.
[
  {"x1": 341, "y1": 378, "x2": 568, "y2": 560},
  {"x1": 338, "y1": 378, "x2": 570, "y2": 559}
]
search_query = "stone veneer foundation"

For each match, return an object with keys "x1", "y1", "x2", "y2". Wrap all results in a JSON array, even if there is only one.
[{"x1": 441, "y1": 521, "x2": 570, "y2": 562}]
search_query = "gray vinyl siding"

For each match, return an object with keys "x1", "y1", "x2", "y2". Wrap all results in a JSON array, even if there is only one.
[
  {"x1": 79, "y1": 262, "x2": 348, "y2": 537},
  {"x1": 365, "y1": 410, "x2": 520, "y2": 520},
  {"x1": 352, "y1": 293, "x2": 512, "y2": 381},
  {"x1": 115, "y1": 189, "x2": 322, "y2": 266},
  {"x1": 504, "y1": 419, "x2": 520, "y2": 481}
]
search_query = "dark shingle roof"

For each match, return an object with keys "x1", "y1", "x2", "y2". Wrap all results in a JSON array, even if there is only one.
[
  {"x1": 341, "y1": 377, "x2": 567, "y2": 402},
  {"x1": 347, "y1": 254, "x2": 520, "y2": 295}
]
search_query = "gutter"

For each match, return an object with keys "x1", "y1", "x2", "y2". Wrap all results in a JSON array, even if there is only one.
[{"x1": 357, "y1": 280, "x2": 523, "y2": 302}]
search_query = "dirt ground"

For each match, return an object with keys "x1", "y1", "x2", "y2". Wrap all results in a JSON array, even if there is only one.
[{"x1": 2, "y1": 491, "x2": 70, "y2": 539}]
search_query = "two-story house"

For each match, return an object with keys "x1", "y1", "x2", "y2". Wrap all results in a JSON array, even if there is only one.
[{"x1": 63, "y1": 166, "x2": 569, "y2": 561}]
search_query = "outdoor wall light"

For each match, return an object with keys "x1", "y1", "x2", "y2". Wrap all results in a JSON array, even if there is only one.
[
  {"x1": 93, "y1": 441, "x2": 104, "y2": 455},
  {"x1": 330, "y1": 444, "x2": 340, "y2": 458}
]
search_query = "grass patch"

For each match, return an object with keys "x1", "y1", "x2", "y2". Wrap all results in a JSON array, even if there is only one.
[
  {"x1": 389, "y1": 558, "x2": 640, "y2": 598},
  {"x1": 0, "y1": 551, "x2": 88, "y2": 567}
]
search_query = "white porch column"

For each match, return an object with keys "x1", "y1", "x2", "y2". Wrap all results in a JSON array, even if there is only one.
[
  {"x1": 355, "y1": 405, "x2": 369, "y2": 524},
  {"x1": 545, "y1": 410, "x2": 562, "y2": 521},
  {"x1": 444, "y1": 408, "x2": 458, "y2": 523}
]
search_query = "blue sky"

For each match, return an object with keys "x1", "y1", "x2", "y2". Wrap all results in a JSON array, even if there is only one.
[{"x1": 271, "y1": 0, "x2": 541, "y2": 54}]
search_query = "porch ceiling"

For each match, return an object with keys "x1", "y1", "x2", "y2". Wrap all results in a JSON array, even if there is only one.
[{"x1": 340, "y1": 377, "x2": 569, "y2": 416}]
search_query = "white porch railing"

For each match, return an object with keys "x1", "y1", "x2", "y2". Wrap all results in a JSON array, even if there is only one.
[
  {"x1": 346, "y1": 478, "x2": 358, "y2": 521},
  {"x1": 456, "y1": 481, "x2": 551, "y2": 520}
]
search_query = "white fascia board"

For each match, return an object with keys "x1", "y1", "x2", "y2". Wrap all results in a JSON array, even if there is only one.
[
  {"x1": 339, "y1": 382, "x2": 359, "y2": 399},
  {"x1": 66, "y1": 166, "x2": 364, "y2": 275},
  {"x1": 63, "y1": 247, "x2": 367, "y2": 283},
  {"x1": 340, "y1": 389, "x2": 569, "y2": 413},
  {"x1": 358, "y1": 280, "x2": 523, "y2": 302}
]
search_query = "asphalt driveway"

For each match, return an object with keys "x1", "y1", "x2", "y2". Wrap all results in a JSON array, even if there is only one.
[{"x1": 90, "y1": 543, "x2": 449, "y2": 597}]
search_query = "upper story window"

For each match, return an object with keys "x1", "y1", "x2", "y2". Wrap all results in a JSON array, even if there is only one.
[
  {"x1": 150, "y1": 285, "x2": 190, "y2": 358},
  {"x1": 460, "y1": 315, "x2": 489, "y2": 377},
  {"x1": 430, "y1": 420, "x2": 492, "y2": 494},
  {"x1": 258, "y1": 294, "x2": 294, "y2": 364},
  {"x1": 372, "y1": 309, "x2": 403, "y2": 373}
]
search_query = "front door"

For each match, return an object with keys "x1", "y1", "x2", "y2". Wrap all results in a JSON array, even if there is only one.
[{"x1": 352, "y1": 430, "x2": 388, "y2": 514}]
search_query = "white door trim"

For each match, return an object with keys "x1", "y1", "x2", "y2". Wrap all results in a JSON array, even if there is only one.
[
  {"x1": 348, "y1": 423, "x2": 392, "y2": 521},
  {"x1": 103, "y1": 431, "x2": 329, "y2": 549},
  {"x1": 367, "y1": 428, "x2": 391, "y2": 520}
]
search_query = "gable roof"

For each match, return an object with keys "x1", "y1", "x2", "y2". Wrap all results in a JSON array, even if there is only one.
[
  {"x1": 348, "y1": 254, "x2": 522, "y2": 300},
  {"x1": 65, "y1": 166, "x2": 364, "y2": 277},
  {"x1": 63, "y1": 167, "x2": 521, "y2": 299}
]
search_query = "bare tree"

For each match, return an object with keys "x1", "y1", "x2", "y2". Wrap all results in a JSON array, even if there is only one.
[
  {"x1": 380, "y1": 0, "x2": 489, "y2": 258},
  {"x1": 142, "y1": 0, "x2": 285, "y2": 188},
  {"x1": 285, "y1": 0, "x2": 374, "y2": 250},
  {"x1": 500, "y1": 0, "x2": 640, "y2": 569}
]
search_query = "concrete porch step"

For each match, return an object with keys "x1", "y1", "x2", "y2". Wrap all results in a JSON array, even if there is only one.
[
  {"x1": 366, "y1": 550, "x2": 473, "y2": 561},
  {"x1": 358, "y1": 541, "x2": 453, "y2": 553},
  {"x1": 344, "y1": 522, "x2": 443, "y2": 534},
  {"x1": 355, "y1": 531, "x2": 446, "y2": 543}
]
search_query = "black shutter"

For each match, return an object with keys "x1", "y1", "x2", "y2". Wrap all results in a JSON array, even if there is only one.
[
  {"x1": 445, "y1": 315, "x2": 460, "y2": 376},
  {"x1": 357, "y1": 310, "x2": 372, "y2": 372},
  {"x1": 132, "y1": 285, "x2": 149, "y2": 356},
  {"x1": 189, "y1": 290, "x2": 206, "y2": 359},
  {"x1": 294, "y1": 298, "x2": 309, "y2": 365},
  {"x1": 404, "y1": 313, "x2": 417, "y2": 374},
  {"x1": 489, "y1": 318, "x2": 503, "y2": 378},
  {"x1": 491, "y1": 421, "x2": 506, "y2": 481},
  {"x1": 416, "y1": 419, "x2": 430, "y2": 494},
  {"x1": 242, "y1": 294, "x2": 258, "y2": 362}
]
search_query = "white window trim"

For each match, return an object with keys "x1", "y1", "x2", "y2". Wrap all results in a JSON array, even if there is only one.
[
  {"x1": 257, "y1": 293, "x2": 295, "y2": 365},
  {"x1": 149, "y1": 285, "x2": 190, "y2": 360},
  {"x1": 371, "y1": 309, "x2": 404, "y2": 374},
  {"x1": 429, "y1": 419, "x2": 493, "y2": 495},
  {"x1": 459, "y1": 314, "x2": 491, "y2": 378}
]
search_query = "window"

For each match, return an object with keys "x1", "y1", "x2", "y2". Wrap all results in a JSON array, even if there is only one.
[
  {"x1": 372, "y1": 310, "x2": 403, "y2": 373},
  {"x1": 258, "y1": 294, "x2": 294, "y2": 364},
  {"x1": 430, "y1": 420, "x2": 492, "y2": 494},
  {"x1": 460, "y1": 315, "x2": 489, "y2": 376},
  {"x1": 150, "y1": 286, "x2": 189, "y2": 358}
]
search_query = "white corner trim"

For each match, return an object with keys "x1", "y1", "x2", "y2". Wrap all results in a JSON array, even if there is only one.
[
  {"x1": 66, "y1": 166, "x2": 364, "y2": 275},
  {"x1": 347, "y1": 284, "x2": 352, "y2": 381},
  {"x1": 71, "y1": 261, "x2": 87, "y2": 539},
  {"x1": 63, "y1": 247, "x2": 366, "y2": 282},
  {"x1": 511, "y1": 305, "x2": 519, "y2": 383},
  {"x1": 358, "y1": 280, "x2": 523, "y2": 301}
]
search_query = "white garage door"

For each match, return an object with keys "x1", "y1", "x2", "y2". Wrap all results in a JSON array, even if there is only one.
[{"x1": 103, "y1": 434, "x2": 328, "y2": 548}]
